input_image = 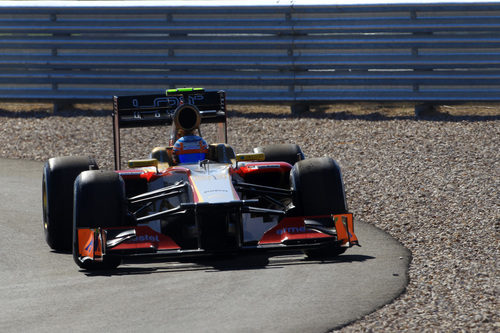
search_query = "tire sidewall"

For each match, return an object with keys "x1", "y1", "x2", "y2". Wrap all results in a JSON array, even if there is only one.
[{"x1": 43, "y1": 156, "x2": 97, "y2": 251}]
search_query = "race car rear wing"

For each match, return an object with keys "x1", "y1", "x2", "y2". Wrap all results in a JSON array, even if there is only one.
[{"x1": 112, "y1": 88, "x2": 227, "y2": 170}]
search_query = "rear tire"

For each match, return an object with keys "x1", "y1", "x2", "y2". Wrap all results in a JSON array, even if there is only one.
[
  {"x1": 291, "y1": 157, "x2": 348, "y2": 259},
  {"x1": 42, "y1": 156, "x2": 98, "y2": 251},
  {"x1": 253, "y1": 144, "x2": 304, "y2": 166},
  {"x1": 73, "y1": 170, "x2": 127, "y2": 270}
]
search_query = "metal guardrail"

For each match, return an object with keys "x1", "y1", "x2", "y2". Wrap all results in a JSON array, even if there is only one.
[{"x1": 1, "y1": 1, "x2": 500, "y2": 107}]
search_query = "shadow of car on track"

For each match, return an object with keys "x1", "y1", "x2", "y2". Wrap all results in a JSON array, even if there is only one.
[{"x1": 82, "y1": 252, "x2": 375, "y2": 277}]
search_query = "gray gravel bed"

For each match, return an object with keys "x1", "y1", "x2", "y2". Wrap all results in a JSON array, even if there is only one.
[{"x1": 1, "y1": 107, "x2": 498, "y2": 332}]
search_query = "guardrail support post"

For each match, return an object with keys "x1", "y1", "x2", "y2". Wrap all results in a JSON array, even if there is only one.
[
  {"x1": 166, "y1": 13, "x2": 176, "y2": 89},
  {"x1": 291, "y1": 104, "x2": 310, "y2": 115},
  {"x1": 411, "y1": 9, "x2": 437, "y2": 118},
  {"x1": 415, "y1": 103, "x2": 438, "y2": 118},
  {"x1": 50, "y1": 13, "x2": 71, "y2": 113},
  {"x1": 287, "y1": 9, "x2": 309, "y2": 115}
]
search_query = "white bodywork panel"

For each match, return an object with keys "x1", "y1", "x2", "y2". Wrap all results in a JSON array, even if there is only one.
[
  {"x1": 185, "y1": 163, "x2": 239, "y2": 203},
  {"x1": 140, "y1": 162, "x2": 280, "y2": 242},
  {"x1": 242, "y1": 213, "x2": 279, "y2": 242}
]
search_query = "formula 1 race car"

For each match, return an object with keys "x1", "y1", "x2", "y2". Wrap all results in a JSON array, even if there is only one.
[{"x1": 42, "y1": 88, "x2": 359, "y2": 270}]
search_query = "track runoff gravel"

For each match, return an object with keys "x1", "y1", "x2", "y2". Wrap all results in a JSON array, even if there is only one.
[{"x1": 1, "y1": 102, "x2": 498, "y2": 332}]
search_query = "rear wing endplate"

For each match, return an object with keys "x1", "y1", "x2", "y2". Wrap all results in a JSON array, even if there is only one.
[{"x1": 112, "y1": 88, "x2": 227, "y2": 170}]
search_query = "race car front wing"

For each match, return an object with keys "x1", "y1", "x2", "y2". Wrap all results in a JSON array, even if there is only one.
[{"x1": 75, "y1": 209, "x2": 359, "y2": 265}]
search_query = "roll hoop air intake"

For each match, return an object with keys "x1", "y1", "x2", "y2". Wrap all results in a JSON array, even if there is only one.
[{"x1": 174, "y1": 104, "x2": 201, "y2": 133}]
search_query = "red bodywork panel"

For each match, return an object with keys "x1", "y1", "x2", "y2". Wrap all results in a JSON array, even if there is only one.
[
  {"x1": 111, "y1": 226, "x2": 180, "y2": 251},
  {"x1": 234, "y1": 161, "x2": 292, "y2": 177},
  {"x1": 259, "y1": 216, "x2": 332, "y2": 244},
  {"x1": 259, "y1": 213, "x2": 358, "y2": 247},
  {"x1": 118, "y1": 166, "x2": 191, "y2": 182},
  {"x1": 118, "y1": 162, "x2": 291, "y2": 181}
]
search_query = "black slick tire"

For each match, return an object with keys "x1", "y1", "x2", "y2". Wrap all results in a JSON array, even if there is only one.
[
  {"x1": 253, "y1": 144, "x2": 305, "y2": 166},
  {"x1": 291, "y1": 157, "x2": 347, "y2": 216},
  {"x1": 42, "y1": 156, "x2": 98, "y2": 251},
  {"x1": 291, "y1": 157, "x2": 348, "y2": 258},
  {"x1": 73, "y1": 170, "x2": 127, "y2": 270}
]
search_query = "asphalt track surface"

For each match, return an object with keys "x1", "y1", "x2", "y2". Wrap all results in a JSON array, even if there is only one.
[{"x1": 0, "y1": 158, "x2": 410, "y2": 333}]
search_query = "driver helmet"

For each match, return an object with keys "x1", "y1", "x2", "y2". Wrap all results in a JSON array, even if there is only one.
[{"x1": 173, "y1": 135, "x2": 209, "y2": 164}]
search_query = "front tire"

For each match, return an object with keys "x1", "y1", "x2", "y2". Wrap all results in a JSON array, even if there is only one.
[
  {"x1": 291, "y1": 157, "x2": 347, "y2": 216},
  {"x1": 291, "y1": 157, "x2": 348, "y2": 259},
  {"x1": 42, "y1": 156, "x2": 98, "y2": 251},
  {"x1": 73, "y1": 170, "x2": 127, "y2": 270}
]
